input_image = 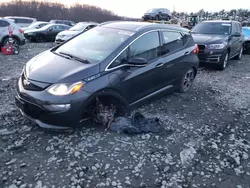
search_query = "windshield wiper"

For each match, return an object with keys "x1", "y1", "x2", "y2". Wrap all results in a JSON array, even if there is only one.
[{"x1": 59, "y1": 52, "x2": 90, "y2": 64}]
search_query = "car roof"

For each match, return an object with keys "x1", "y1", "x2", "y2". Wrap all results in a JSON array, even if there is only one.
[
  {"x1": 99, "y1": 21, "x2": 187, "y2": 32},
  {"x1": 4, "y1": 16, "x2": 36, "y2": 20},
  {"x1": 47, "y1": 23, "x2": 70, "y2": 27},
  {"x1": 202, "y1": 20, "x2": 239, "y2": 24}
]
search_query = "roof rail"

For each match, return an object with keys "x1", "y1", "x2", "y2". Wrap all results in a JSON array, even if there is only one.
[{"x1": 138, "y1": 20, "x2": 171, "y2": 24}]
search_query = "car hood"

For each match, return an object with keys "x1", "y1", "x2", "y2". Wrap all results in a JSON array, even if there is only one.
[
  {"x1": 191, "y1": 34, "x2": 228, "y2": 44},
  {"x1": 25, "y1": 50, "x2": 100, "y2": 83},
  {"x1": 58, "y1": 30, "x2": 80, "y2": 36}
]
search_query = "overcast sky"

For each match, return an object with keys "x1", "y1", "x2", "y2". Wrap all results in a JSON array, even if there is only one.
[{"x1": 1, "y1": 0, "x2": 250, "y2": 18}]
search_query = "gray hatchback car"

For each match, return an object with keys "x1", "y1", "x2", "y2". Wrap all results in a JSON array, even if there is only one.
[{"x1": 0, "y1": 18, "x2": 26, "y2": 48}]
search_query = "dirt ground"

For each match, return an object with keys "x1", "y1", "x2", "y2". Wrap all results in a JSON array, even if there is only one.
[{"x1": 0, "y1": 43, "x2": 250, "y2": 188}]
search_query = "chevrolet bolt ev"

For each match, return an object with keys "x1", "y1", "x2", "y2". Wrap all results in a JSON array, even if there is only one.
[
  {"x1": 15, "y1": 21, "x2": 199, "y2": 130},
  {"x1": 191, "y1": 20, "x2": 244, "y2": 70}
]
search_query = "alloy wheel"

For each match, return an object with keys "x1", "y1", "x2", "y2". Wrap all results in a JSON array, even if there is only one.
[
  {"x1": 182, "y1": 68, "x2": 195, "y2": 92},
  {"x1": 223, "y1": 53, "x2": 229, "y2": 69}
]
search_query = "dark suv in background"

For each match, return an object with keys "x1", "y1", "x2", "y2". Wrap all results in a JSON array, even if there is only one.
[
  {"x1": 50, "y1": 20, "x2": 75, "y2": 27},
  {"x1": 142, "y1": 8, "x2": 172, "y2": 21},
  {"x1": 191, "y1": 20, "x2": 244, "y2": 70},
  {"x1": 15, "y1": 21, "x2": 199, "y2": 129}
]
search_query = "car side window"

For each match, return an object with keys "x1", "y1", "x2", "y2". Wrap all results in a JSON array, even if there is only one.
[
  {"x1": 0, "y1": 20, "x2": 10, "y2": 27},
  {"x1": 109, "y1": 49, "x2": 129, "y2": 69},
  {"x1": 109, "y1": 31, "x2": 161, "y2": 69},
  {"x1": 162, "y1": 31, "x2": 184, "y2": 54},
  {"x1": 231, "y1": 23, "x2": 236, "y2": 34},
  {"x1": 129, "y1": 31, "x2": 161, "y2": 61}
]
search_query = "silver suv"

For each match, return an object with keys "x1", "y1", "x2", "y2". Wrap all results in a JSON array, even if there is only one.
[{"x1": 0, "y1": 18, "x2": 26, "y2": 48}]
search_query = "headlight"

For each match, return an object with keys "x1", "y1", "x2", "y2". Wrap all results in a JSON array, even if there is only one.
[
  {"x1": 46, "y1": 81, "x2": 84, "y2": 96},
  {"x1": 207, "y1": 44, "x2": 226, "y2": 50}
]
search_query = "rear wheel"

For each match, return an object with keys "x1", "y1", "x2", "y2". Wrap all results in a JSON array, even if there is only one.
[
  {"x1": 178, "y1": 68, "x2": 195, "y2": 93},
  {"x1": 3, "y1": 37, "x2": 19, "y2": 49}
]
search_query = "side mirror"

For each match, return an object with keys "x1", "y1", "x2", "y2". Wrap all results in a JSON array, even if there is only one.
[
  {"x1": 128, "y1": 57, "x2": 148, "y2": 66},
  {"x1": 234, "y1": 32, "x2": 241, "y2": 37},
  {"x1": 48, "y1": 28, "x2": 53, "y2": 31}
]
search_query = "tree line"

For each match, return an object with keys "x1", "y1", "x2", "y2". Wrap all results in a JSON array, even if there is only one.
[
  {"x1": 0, "y1": 0, "x2": 133, "y2": 23},
  {"x1": 173, "y1": 9, "x2": 250, "y2": 22}
]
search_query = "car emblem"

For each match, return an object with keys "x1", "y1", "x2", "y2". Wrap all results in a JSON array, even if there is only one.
[{"x1": 23, "y1": 78, "x2": 30, "y2": 86}]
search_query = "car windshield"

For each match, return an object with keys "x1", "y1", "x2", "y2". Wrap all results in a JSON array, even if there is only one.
[
  {"x1": 55, "y1": 27, "x2": 133, "y2": 63},
  {"x1": 28, "y1": 22, "x2": 44, "y2": 28},
  {"x1": 191, "y1": 22, "x2": 231, "y2": 35},
  {"x1": 69, "y1": 23, "x2": 89, "y2": 31},
  {"x1": 146, "y1": 8, "x2": 157, "y2": 13}
]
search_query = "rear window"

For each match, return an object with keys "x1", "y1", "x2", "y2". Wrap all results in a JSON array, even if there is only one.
[
  {"x1": 192, "y1": 22, "x2": 231, "y2": 35},
  {"x1": 14, "y1": 18, "x2": 33, "y2": 24},
  {"x1": 0, "y1": 20, "x2": 10, "y2": 27},
  {"x1": 55, "y1": 27, "x2": 133, "y2": 63}
]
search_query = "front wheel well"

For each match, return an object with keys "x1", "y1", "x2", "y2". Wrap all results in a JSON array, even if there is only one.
[{"x1": 80, "y1": 90, "x2": 130, "y2": 125}]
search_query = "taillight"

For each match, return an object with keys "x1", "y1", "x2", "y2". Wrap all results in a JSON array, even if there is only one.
[
  {"x1": 18, "y1": 29, "x2": 24, "y2": 34},
  {"x1": 193, "y1": 44, "x2": 199, "y2": 54}
]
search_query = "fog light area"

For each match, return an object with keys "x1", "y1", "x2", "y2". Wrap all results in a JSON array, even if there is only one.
[{"x1": 44, "y1": 104, "x2": 71, "y2": 111}]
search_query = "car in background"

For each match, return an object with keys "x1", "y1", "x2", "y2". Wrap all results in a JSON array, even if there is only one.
[
  {"x1": 0, "y1": 18, "x2": 25, "y2": 49},
  {"x1": 15, "y1": 21, "x2": 199, "y2": 129},
  {"x1": 191, "y1": 20, "x2": 244, "y2": 70},
  {"x1": 142, "y1": 8, "x2": 171, "y2": 21},
  {"x1": 55, "y1": 22, "x2": 98, "y2": 44},
  {"x1": 4, "y1": 16, "x2": 36, "y2": 28},
  {"x1": 242, "y1": 27, "x2": 250, "y2": 54},
  {"x1": 50, "y1": 20, "x2": 75, "y2": 27},
  {"x1": 23, "y1": 23, "x2": 71, "y2": 42},
  {"x1": 22, "y1": 21, "x2": 49, "y2": 31}
]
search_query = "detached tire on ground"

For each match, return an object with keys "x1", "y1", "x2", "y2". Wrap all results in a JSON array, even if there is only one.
[
  {"x1": 217, "y1": 51, "x2": 229, "y2": 71},
  {"x1": 178, "y1": 68, "x2": 195, "y2": 93}
]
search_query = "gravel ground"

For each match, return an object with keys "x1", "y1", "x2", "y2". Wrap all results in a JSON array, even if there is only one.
[{"x1": 0, "y1": 43, "x2": 250, "y2": 188}]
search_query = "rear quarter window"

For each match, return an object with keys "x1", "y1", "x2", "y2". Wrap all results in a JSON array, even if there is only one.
[
  {"x1": 0, "y1": 20, "x2": 10, "y2": 27},
  {"x1": 162, "y1": 31, "x2": 184, "y2": 54}
]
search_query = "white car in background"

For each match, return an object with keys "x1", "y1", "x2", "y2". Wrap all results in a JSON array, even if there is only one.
[
  {"x1": 0, "y1": 18, "x2": 26, "y2": 49},
  {"x1": 55, "y1": 22, "x2": 98, "y2": 44},
  {"x1": 22, "y1": 21, "x2": 49, "y2": 31},
  {"x1": 4, "y1": 16, "x2": 36, "y2": 28}
]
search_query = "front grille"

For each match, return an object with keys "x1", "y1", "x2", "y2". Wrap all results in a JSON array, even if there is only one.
[
  {"x1": 198, "y1": 45, "x2": 206, "y2": 54},
  {"x1": 21, "y1": 73, "x2": 49, "y2": 91}
]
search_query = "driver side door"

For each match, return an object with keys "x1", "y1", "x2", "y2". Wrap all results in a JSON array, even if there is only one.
[{"x1": 111, "y1": 31, "x2": 169, "y2": 104}]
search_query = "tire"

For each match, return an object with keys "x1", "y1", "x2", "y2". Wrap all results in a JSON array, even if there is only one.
[
  {"x1": 217, "y1": 51, "x2": 229, "y2": 70},
  {"x1": 36, "y1": 35, "x2": 44, "y2": 43},
  {"x1": 234, "y1": 46, "x2": 243, "y2": 60},
  {"x1": 3, "y1": 37, "x2": 20, "y2": 49},
  {"x1": 178, "y1": 68, "x2": 195, "y2": 93}
]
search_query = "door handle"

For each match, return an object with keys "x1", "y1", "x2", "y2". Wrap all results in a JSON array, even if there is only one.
[
  {"x1": 155, "y1": 63, "x2": 164, "y2": 68},
  {"x1": 184, "y1": 51, "x2": 189, "y2": 55}
]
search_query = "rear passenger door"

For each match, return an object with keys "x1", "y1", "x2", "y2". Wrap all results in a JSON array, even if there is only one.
[{"x1": 160, "y1": 30, "x2": 193, "y2": 84}]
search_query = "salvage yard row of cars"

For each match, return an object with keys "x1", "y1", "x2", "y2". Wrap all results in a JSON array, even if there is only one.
[{"x1": 0, "y1": 16, "x2": 249, "y2": 129}]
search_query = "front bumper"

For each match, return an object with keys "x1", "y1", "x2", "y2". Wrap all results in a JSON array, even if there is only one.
[
  {"x1": 197, "y1": 45, "x2": 226, "y2": 63},
  {"x1": 15, "y1": 77, "x2": 89, "y2": 129}
]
